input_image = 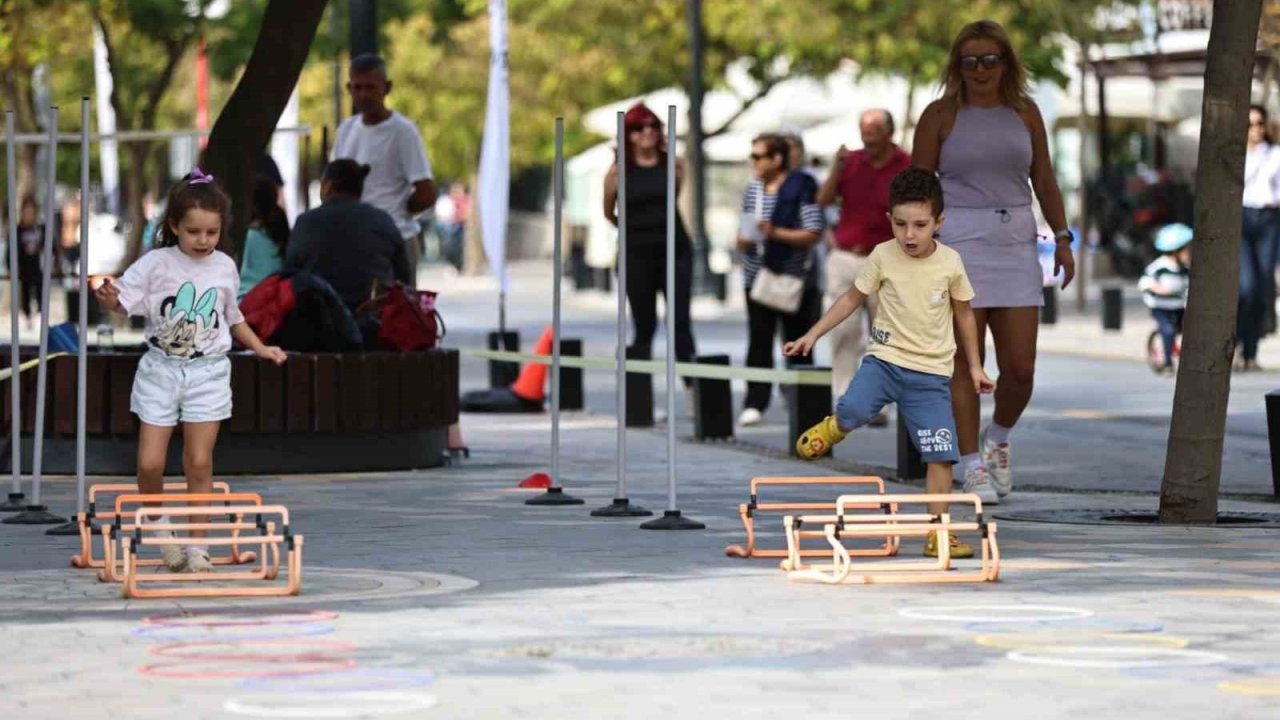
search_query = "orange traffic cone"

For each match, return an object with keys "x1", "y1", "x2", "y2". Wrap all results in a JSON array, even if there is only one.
[{"x1": 509, "y1": 326, "x2": 555, "y2": 403}]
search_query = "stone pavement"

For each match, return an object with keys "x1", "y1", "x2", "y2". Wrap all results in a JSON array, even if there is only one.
[
  {"x1": 1, "y1": 262, "x2": 1278, "y2": 718},
  {"x1": 2, "y1": 408, "x2": 1280, "y2": 719}
]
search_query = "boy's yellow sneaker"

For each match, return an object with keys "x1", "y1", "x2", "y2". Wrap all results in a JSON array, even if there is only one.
[
  {"x1": 923, "y1": 530, "x2": 975, "y2": 559},
  {"x1": 795, "y1": 415, "x2": 847, "y2": 459}
]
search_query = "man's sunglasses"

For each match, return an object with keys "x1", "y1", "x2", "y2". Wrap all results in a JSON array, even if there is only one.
[
  {"x1": 749, "y1": 153, "x2": 773, "y2": 162},
  {"x1": 960, "y1": 54, "x2": 1003, "y2": 71},
  {"x1": 628, "y1": 121, "x2": 662, "y2": 132}
]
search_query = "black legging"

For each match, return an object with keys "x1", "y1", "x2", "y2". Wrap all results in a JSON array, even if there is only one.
[
  {"x1": 744, "y1": 286, "x2": 821, "y2": 412},
  {"x1": 17, "y1": 255, "x2": 41, "y2": 319},
  {"x1": 624, "y1": 243, "x2": 696, "y2": 371}
]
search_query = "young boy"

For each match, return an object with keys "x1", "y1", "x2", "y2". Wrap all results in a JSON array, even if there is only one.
[
  {"x1": 783, "y1": 167, "x2": 996, "y2": 559},
  {"x1": 1138, "y1": 223, "x2": 1192, "y2": 375}
]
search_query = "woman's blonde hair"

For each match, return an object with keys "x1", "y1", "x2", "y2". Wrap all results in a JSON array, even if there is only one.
[{"x1": 941, "y1": 19, "x2": 1032, "y2": 111}]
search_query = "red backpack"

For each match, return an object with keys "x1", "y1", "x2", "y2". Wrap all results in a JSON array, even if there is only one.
[{"x1": 359, "y1": 282, "x2": 445, "y2": 351}]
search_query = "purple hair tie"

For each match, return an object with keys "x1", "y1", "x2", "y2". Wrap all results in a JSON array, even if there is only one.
[{"x1": 188, "y1": 167, "x2": 215, "y2": 185}]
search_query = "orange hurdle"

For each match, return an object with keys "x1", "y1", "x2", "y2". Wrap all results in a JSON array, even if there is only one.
[
  {"x1": 71, "y1": 482, "x2": 256, "y2": 570},
  {"x1": 783, "y1": 493, "x2": 1000, "y2": 585},
  {"x1": 724, "y1": 476, "x2": 900, "y2": 560},
  {"x1": 119, "y1": 503, "x2": 303, "y2": 599},
  {"x1": 95, "y1": 492, "x2": 267, "y2": 584}
]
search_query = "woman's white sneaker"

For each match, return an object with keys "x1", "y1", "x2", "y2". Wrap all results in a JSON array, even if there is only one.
[
  {"x1": 185, "y1": 546, "x2": 214, "y2": 573},
  {"x1": 739, "y1": 408, "x2": 763, "y2": 427},
  {"x1": 961, "y1": 465, "x2": 1000, "y2": 505},
  {"x1": 981, "y1": 429, "x2": 1014, "y2": 497}
]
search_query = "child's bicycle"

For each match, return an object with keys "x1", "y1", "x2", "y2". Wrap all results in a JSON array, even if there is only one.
[{"x1": 1146, "y1": 329, "x2": 1181, "y2": 374}]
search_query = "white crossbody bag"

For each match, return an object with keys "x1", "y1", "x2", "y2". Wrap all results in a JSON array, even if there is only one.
[{"x1": 747, "y1": 185, "x2": 808, "y2": 314}]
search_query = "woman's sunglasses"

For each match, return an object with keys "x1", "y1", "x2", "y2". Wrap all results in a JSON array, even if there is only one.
[
  {"x1": 960, "y1": 54, "x2": 1003, "y2": 71},
  {"x1": 628, "y1": 121, "x2": 662, "y2": 133}
]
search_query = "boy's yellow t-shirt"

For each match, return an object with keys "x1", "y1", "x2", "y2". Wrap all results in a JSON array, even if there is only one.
[{"x1": 853, "y1": 240, "x2": 975, "y2": 377}]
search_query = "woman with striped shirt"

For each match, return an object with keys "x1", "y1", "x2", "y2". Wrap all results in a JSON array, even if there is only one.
[{"x1": 736, "y1": 134, "x2": 825, "y2": 426}]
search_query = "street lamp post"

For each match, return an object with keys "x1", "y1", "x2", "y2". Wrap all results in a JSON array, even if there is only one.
[{"x1": 348, "y1": 0, "x2": 377, "y2": 57}]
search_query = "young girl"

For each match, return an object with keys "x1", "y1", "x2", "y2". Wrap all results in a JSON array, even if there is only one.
[
  {"x1": 237, "y1": 177, "x2": 289, "y2": 300},
  {"x1": 95, "y1": 170, "x2": 286, "y2": 573}
]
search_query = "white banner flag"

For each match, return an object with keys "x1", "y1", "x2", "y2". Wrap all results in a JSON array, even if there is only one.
[
  {"x1": 92, "y1": 23, "x2": 119, "y2": 216},
  {"x1": 478, "y1": 0, "x2": 510, "y2": 293}
]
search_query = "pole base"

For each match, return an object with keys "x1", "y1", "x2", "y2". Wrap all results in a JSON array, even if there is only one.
[
  {"x1": 640, "y1": 510, "x2": 705, "y2": 530},
  {"x1": 590, "y1": 498, "x2": 654, "y2": 517},
  {"x1": 525, "y1": 487, "x2": 585, "y2": 506},
  {"x1": 2, "y1": 505, "x2": 68, "y2": 525},
  {"x1": 46, "y1": 519, "x2": 87, "y2": 536},
  {"x1": 0, "y1": 493, "x2": 26, "y2": 512}
]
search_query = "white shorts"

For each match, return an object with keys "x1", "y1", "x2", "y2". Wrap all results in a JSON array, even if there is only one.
[{"x1": 130, "y1": 349, "x2": 232, "y2": 427}]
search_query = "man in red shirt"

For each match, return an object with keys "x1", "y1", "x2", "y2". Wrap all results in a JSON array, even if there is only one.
[{"x1": 816, "y1": 109, "x2": 911, "y2": 422}]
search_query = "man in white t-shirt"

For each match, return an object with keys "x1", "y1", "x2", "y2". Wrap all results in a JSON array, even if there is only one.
[{"x1": 334, "y1": 53, "x2": 438, "y2": 287}]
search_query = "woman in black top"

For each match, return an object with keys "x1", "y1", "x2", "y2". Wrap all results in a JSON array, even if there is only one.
[
  {"x1": 603, "y1": 103, "x2": 697, "y2": 382},
  {"x1": 15, "y1": 196, "x2": 44, "y2": 331}
]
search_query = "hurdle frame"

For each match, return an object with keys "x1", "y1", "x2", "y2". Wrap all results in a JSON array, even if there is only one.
[
  {"x1": 120, "y1": 503, "x2": 302, "y2": 598},
  {"x1": 94, "y1": 491, "x2": 268, "y2": 583},
  {"x1": 783, "y1": 493, "x2": 1000, "y2": 584},
  {"x1": 724, "y1": 476, "x2": 900, "y2": 560}
]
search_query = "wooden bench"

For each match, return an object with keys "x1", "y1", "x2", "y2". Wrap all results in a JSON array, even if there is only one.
[{"x1": 1, "y1": 348, "x2": 459, "y2": 474}]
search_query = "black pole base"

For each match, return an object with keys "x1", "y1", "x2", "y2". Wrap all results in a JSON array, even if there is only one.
[
  {"x1": 640, "y1": 510, "x2": 705, "y2": 530},
  {"x1": 525, "y1": 487, "x2": 585, "y2": 506},
  {"x1": 0, "y1": 492, "x2": 26, "y2": 512},
  {"x1": 2, "y1": 505, "x2": 67, "y2": 525},
  {"x1": 46, "y1": 519, "x2": 88, "y2": 536},
  {"x1": 590, "y1": 498, "x2": 654, "y2": 517}
]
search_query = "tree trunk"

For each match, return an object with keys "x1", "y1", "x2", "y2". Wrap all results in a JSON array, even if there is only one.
[
  {"x1": 1158, "y1": 0, "x2": 1263, "y2": 524},
  {"x1": 122, "y1": 141, "x2": 154, "y2": 270},
  {"x1": 201, "y1": 0, "x2": 328, "y2": 262},
  {"x1": 900, "y1": 71, "x2": 919, "y2": 148}
]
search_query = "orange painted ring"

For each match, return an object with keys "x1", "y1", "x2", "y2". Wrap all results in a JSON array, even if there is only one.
[
  {"x1": 149, "y1": 640, "x2": 358, "y2": 662},
  {"x1": 136, "y1": 657, "x2": 356, "y2": 679}
]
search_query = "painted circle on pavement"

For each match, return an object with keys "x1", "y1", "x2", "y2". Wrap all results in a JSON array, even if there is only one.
[
  {"x1": 223, "y1": 691, "x2": 438, "y2": 718},
  {"x1": 899, "y1": 605, "x2": 1093, "y2": 623},
  {"x1": 238, "y1": 668, "x2": 437, "y2": 693},
  {"x1": 1006, "y1": 646, "x2": 1228, "y2": 669}
]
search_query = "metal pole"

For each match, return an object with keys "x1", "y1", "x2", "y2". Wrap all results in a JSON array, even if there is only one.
[
  {"x1": 48, "y1": 98, "x2": 93, "y2": 535},
  {"x1": 593, "y1": 112, "x2": 651, "y2": 517},
  {"x1": 526, "y1": 117, "x2": 581, "y2": 507},
  {"x1": 664, "y1": 105, "x2": 677, "y2": 511},
  {"x1": 551, "y1": 118, "x2": 562, "y2": 489},
  {"x1": 1, "y1": 111, "x2": 24, "y2": 512},
  {"x1": 8, "y1": 106, "x2": 65, "y2": 524},
  {"x1": 76, "y1": 99, "x2": 89, "y2": 515},
  {"x1": 498, "y1": 292, "x2": 506, "y2": 335},
  {"x1": 347, "y1": 0, "x2": 378, "y2": 57},
  {"x1": 641, "y1": 106, "x2": 703, "y2": 530}
]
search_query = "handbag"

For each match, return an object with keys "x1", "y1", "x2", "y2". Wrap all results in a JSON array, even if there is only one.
[
  {"x1": 750, "y1": 266, "x2": 806, "y2": 314},
  {"x1": 746, "y1": 182, "x2": 808, "y2": 314},
  {"x1": 357, "y1": 281, "x2": 446, "y2": 352}
]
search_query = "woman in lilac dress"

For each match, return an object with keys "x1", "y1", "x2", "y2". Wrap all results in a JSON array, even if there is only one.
[{"x1": 912, "y1": 19, "x2": 1073, "y2": 503}]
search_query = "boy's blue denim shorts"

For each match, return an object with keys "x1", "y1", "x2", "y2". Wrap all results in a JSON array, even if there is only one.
[{"x1": 835, "y1": 356, "x2": 959, "y2": 464}]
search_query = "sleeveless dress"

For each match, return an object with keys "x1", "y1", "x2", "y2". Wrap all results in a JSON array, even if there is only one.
[{"x1": 937, "y1": 105, "x2": 1042, "y2": 309}]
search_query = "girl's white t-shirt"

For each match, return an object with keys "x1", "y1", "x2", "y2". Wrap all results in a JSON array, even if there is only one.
[{"x1": 115, "y1": 246, "x2": 244, "y2": 360}]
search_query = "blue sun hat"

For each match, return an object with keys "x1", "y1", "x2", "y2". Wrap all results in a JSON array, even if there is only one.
[{"x1": 1154, "y1": 223, "x2": 1193, "y2": 253}]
